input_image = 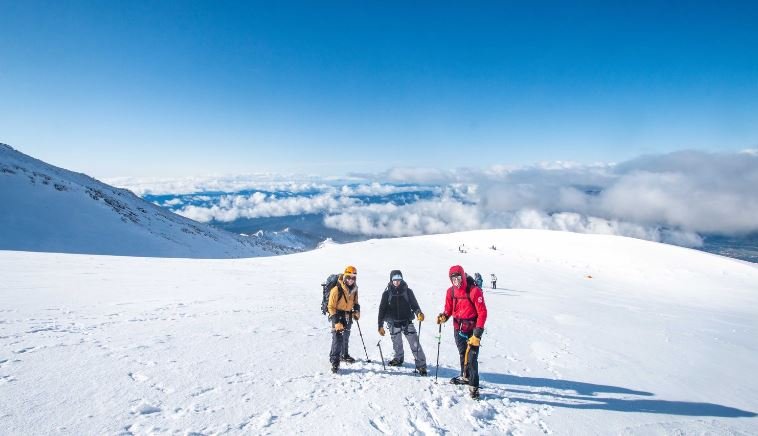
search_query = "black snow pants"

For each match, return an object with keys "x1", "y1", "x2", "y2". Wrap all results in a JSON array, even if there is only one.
[
  {"x1": 454, "y1": 329, "x2": 480, "y2": 388},
  {"x1": 329, "y1": 311, "x2": 353, "y2": 364}
]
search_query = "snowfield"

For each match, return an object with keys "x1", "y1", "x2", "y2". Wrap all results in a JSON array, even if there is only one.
[{"x1": 1, "y1": 229, "x2": 757, "y2": 435}]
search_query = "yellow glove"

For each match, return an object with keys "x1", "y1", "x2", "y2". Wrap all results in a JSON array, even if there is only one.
[
  {"x1": 352, "y1": 311, "x2": 360, "y2": 320},
  {"x1": 378, "y1": 327, "x2": 385, "y2": 336},
  {"x1": 416, "y1": 312, "x2": 425, "y2": 322},
  {"x1": 467, "y1": 336, "x2": 481, "y2": 347},
  {"x1": 436, "y1": 313, "x2": 448, "y2": 324},
  {"x1": 334, "y1": 322, "x2": 345, "y2": 332}
]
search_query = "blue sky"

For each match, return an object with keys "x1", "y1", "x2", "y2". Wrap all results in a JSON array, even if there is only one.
[{"x1": 1, "y1": 1, "x2": 757, "y2": 177}]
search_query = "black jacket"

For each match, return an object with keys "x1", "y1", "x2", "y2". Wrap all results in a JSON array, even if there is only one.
[{"x1": 377, "y1": 280, "x2": 421, "y2": 328}]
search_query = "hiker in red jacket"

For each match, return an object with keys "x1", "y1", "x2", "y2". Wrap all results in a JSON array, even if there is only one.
[{"x1": 437, "y1": 265, "x2": 488, "y2": 399}]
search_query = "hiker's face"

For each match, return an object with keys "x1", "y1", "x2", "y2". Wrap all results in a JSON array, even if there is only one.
[
  {"x1": 344, "y1": 275, "x2": 356, "y2": 284},
  {"x1": 392, "y1": 279, "x2": 401, "y2": 287},
  {"x1": 450, "y1": 274, "x2": 462, "y2": 286}
]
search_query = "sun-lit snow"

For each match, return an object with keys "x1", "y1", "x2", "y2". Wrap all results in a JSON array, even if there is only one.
[
  {"x1": 1, "y1": 229, "x2": 756, "y2": 434},
  {"x1": 0, "y1": 144, "x2": 292, "y2": 258}
]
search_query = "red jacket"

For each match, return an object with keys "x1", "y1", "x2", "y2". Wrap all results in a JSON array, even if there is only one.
[{"x1": 443, "y1": 265, "x2": 488, "y2": 331}]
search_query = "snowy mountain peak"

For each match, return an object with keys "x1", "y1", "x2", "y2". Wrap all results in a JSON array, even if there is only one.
[
  {"x1": 317, "y1": 237, "x2": 337, "y2": 248},
  {"x1": 0, "y1": 145, "x2": 294, "y2": 258}
]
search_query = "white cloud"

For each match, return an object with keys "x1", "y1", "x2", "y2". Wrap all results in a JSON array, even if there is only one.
[
  {"x1": 367, "y1": 167, "x2": 460, "y2": 185},
  {"x1": 172, "y1": 183, "x2": 463, "y2": 223},
  {"x1": 337, "y1": 182, "x2": 439, "y2": 197},
  {"x1": 178, "y1": 193, "x2": 359, "y2": 222},
  {"x1": 116, "y1": 150, "x2": 758, "y2": 246},
  {"x1": 323, "y1": 150, "x2": 756, "y2": 243},
  {"x1": 162, "y1": 198, "x2": 183, "y2": 207},
  {"x1": 105, "y1": 174, "x2": 343, "y2": 196},
  {"x1": 491, "y1": 209, "x2": 703, "y2": 246},
  {"x1": 468, "y1": 150, "x2": 758, "y2": 236},
  {"x1": 321, "y1": 203, "x2": 704, "y2": 247},
  {"x1": 323, "y1": 199, "x2": 482, "y2": 237}
]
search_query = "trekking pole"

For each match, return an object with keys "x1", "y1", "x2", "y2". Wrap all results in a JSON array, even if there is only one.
[
  {"x1": 354, "y1": 319, "x2": 371, "y2": 362},
  {"x1": 377, "y1": 340, "x2": 386, "y2": 370},
  {"x1": 434, "y1": 323, "x2": 442, "y2": 383}
]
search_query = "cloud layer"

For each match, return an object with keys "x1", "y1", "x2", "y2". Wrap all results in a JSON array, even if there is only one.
[{"x1": 111, "y1": 150, "x2": 758, "y2": 247}]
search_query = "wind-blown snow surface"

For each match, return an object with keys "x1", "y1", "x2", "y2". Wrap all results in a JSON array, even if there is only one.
[
  {"x1": 0, "y1": 144, "x2": 289, "y2": 258},
  {"x1": 1, "y1": 230, "x2": 757, "y2": 434}
]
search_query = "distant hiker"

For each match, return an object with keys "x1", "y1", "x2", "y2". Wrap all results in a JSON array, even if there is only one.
[
  {"x1": 437, "y1": 265, "x2": 488, "y2": 399},
  {"x1": 474, "y1": 273, "x2": 484, "y2": 289},
  {"x1": 490, "y1": 273, "x2": 497, "y2": 289},
  {"x1": 327, "y1": 265, "x2": 360, "y2": 373},
  {"x1": 377, "y1": 270, "x2": 428, "y2": 375}
]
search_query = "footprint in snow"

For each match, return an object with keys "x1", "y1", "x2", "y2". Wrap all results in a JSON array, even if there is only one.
[
  {"x1": 132, "y1": 401, "x2": 161, "y2": 415},
  {"x1": 190, "y1": 387, "x2": 214, "y2": 397},
  {"x1": 254, "y1": 411, "x2": 276, "y2": 429},
  {"x1": 369, "y1": 415, "x2": 392, "y2": 434},
  {"x1": 128, "y1": 372, "x2": 149, "y2": 382},
  {"x1": 0, "y1": 375, "x2": 17, "y2": 384}
]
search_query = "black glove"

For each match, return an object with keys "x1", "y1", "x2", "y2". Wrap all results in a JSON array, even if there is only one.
[
  {"x1": 353, "y1": 303, "x2": 361, "y2": 312},
  {"x1": 473, "y1": 327, "x2": 484, "y2": 338}
]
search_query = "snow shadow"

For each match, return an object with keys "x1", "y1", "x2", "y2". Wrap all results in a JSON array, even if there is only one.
[
  {"x1": 482, "y1": 372, "x2": 652, "y2": 396},
  {"x1": 485, "y1": 288, "x2": 523, "y2": 297},
  {"x1": 481, "y1": 372, "x2": 756, "y2": 418}
]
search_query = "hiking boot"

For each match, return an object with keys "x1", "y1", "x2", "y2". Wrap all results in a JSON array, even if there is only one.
[
  {"x1": 341, "y1": 355, "x2": 356, "y2": 363},
  {"x1": 450, "y1": 375, "x2": 469, "y2": 385},
  {"x1": 388, "y1": 357, "x2": 403, "y2": 366},
  {"x1": 417, "y1": 367, "x2": 428, "y2": 376},
  {"x1": 331, "y1": 363, "x2": 339, "y2": 374},
  {"x1": 469, "y1": 386, "x2": 480, "y2": 399}
]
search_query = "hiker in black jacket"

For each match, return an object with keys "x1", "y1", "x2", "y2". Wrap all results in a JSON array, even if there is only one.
[{"x1": 377, "y1": 270, "x2": 428, "y2": 375}]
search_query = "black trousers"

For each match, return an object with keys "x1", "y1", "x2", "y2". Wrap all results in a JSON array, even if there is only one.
[
  {"x1": 454, "y1": 329, "x2": 479, "y2": 388},
  {"x1": 329, "y1": 312, "x2": 353, "y2": 364}
]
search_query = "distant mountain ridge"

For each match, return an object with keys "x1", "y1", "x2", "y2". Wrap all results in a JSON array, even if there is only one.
[{"x1": 0, "y1": 143, "x2": 295, "y2": 258}]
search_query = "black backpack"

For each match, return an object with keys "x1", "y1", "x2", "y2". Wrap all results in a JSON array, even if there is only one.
[{"x1": 321, "y1": 274, "x2": 341, "y2": 315}]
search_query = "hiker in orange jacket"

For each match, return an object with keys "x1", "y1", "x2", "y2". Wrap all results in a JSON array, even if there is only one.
[{"x1": 327, "y1": 265, "x2": 360, "y2": 372}]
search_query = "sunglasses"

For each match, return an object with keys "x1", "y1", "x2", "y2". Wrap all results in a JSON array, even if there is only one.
[
  {"x1": 344, "y1": 275, "x2": 356, "y2": 281},
  {"x1": 450, "y1": 274, "x2": 462, "y2": 280}
]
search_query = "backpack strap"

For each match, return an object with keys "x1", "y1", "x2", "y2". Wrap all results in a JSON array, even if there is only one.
[
  {"x1": 449, "y1": 278, "x2": 475, "y2": 317},
  {"x1": 388, "y1": 286, "x2": 409, "y2": 305},
  {"x1": 336, "y1": 278, "x2": 347, "y2": 303}
]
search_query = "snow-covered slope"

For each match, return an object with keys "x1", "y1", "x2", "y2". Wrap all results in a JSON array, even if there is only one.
[
  {"x1": 1, "y1": 229, "x2": 757, "y2": 434},
  {"x1": 0, "y1": 144, "x2": 291, "y2": 258}
]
